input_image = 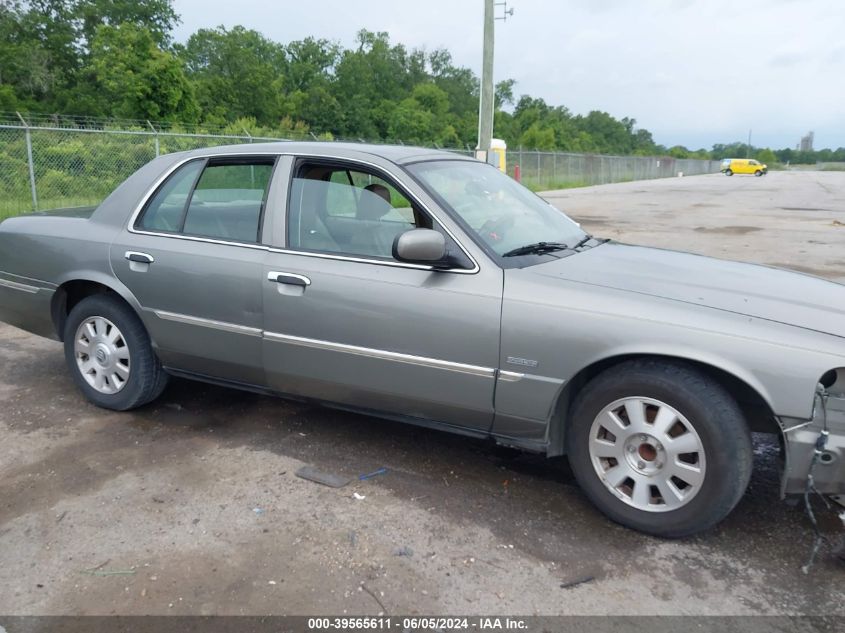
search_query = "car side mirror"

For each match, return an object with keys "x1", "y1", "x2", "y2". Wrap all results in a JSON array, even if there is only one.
[{"x1": 393, "y1": 229, "x2": 448, "y2": 266}]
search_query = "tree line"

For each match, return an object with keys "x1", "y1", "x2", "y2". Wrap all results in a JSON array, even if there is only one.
[{"x1": 2, "y1": 0, "x2": 841, "y2": 163}]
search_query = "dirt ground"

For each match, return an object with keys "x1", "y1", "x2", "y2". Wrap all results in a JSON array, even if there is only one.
[{"x1": 0, "y1": 170, "x2": 843, "y2": 617}]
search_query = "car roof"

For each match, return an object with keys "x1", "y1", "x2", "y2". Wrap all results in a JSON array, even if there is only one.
[
  {"x1": 89, "y1": 142, "x2": 478, "y2": 227},
  {"x1": 180, "y1": 141, "x2": 476, "y2": 166}
]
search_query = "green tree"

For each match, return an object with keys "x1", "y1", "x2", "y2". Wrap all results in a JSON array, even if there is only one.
[
  {"x1": 0, "y1": 0, "x2": 180, "y2": 111},
  {"x1": 285, "y1": 37, "x2": 340, "y2": 92},
  {"x1": 332, "y1": 30, "x2": 430, "y2": 138},
  {"x1": 1, "y1": 7, "x2": 697, "y2": 156},
  {"x1": 495, "y1": 79, "x2": 515, "y2": 108},
  {"x1": 712, "y1": 142, "x2": 751, "y2": 159},
  {"x1": 429, "y1": 48, "x2": 478, "y2": 141},
  {"x1": 520, "y1": 123, "x2": 556, "y2": 150},
  {"x1": 88, "y1": 23, "x2": 198, "y2": 121},
  {"x1": 0, "y1": 84, "x2": 17, "y2": 110},
  {"x1": 75, "y1": 0, "x2": 178, "y2": 49},
  {"x1": 179, "y1": 25, "x2": 287, "y2": 124},
  {"x1": 0, "y1": 1, "x2": 75, "y2": 106},
  {"x1": 632, "y1": 129, "x2": 657, "y2": 154},
  {"x1": 282, "y1": 85, "x2": 344, "y2": 134},
  {"x1": 575, "y1": 111, "x2": 634, "y2": 154},
  {"x1": 386, "y1": 83, "x2": 454, "y2": 144},
  {"x1": 755, "y1": 148, "x2": 777, "y2": 165},
  {"x1": 387, "y1": 98, "x2": 434, "y2": 144},
  {"x1": 411, "y1": 83, "x2": 449, "y2": 118}
]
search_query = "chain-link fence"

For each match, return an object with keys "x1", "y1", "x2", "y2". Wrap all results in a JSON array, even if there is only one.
[
  {"x1": 506, "y1": 149, "x2": 721, "y2": 190},
  {"x1": 0, "y1": 117, "x2": 719, "y2": 220},
  {"x1": 0, "y1": 123, "x2": 294, "y2": 220}
]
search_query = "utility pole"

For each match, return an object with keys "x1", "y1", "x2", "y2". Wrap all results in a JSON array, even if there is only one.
[
  {"x1": 747, "y1": 129, "x2": 752, "y2": 158},
  {"x1": 476, "y1": 1, "x2": 513, "y2": 163},
  {"x1": 476, "y1": 0, "x2": 495, "y2": 163}
]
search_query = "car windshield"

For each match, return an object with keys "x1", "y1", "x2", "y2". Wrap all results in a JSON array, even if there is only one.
[{"x1": 408, "y1": 160, "x2": 586, "y2": 257}]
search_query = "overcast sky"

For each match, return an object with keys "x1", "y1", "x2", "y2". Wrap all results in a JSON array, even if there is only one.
[{"x1": 172, "y1": 0, "x2": 844, "y2": 150}]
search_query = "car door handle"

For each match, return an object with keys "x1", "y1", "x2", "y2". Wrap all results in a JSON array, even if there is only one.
[
  {"x1": 125, "y1": 251, "x2": 155, "y2": 264},
  {"x1": 267, "y1": 271, "x2": 311, "y2": 287}
]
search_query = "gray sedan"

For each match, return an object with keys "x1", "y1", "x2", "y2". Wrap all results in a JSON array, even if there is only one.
[{"x1": 1, "y1": 143, "x2": 843, "y2": 537}]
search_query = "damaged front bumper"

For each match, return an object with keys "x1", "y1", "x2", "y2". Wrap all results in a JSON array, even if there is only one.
[{"x1": 780, "y1": 391, "x2": 845, "y2": 496}]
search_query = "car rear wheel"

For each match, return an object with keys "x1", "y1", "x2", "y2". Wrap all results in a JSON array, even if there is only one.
[
  {"x1": 64, "y1": 294, "x2": 168, "y2": 411},
  {"x1": 725, "y1": 169, "x2": 733, "y2": 176},
  {"x1": 566, "y1": 359, "x2": 752, "y2": 537},
  {"x1": 754, "y1": 170, "x2": 762, "y2": 177}
]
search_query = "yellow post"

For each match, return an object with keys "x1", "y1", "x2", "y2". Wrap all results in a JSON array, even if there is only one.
[{"x1": 490, "y1": 138, "x2": 507, "y2": 173}]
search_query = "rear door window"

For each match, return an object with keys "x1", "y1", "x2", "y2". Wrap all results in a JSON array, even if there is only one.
[
  {"x1": 137, "y1": 158, "x2": 276, "y2": 243},
  {"x1": 182, "y1": 161, "x2": 274, "y2": 242}
]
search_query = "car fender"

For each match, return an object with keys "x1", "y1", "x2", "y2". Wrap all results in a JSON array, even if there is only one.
[
  {"x1": 498, "y1": 270, "x2": 843, "y2": 429},
  {"x1": 52, "y1": 268, "x2": 150, "y2": 342},
  {"x1": 572, "y1": 341, "x2": 778, "y2": 415}
]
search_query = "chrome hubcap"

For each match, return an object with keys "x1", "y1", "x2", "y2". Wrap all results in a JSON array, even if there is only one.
[
  {"x1": 74, "y1": 317, "x2": 130, "y2": 395},
  {"x1": 589, "y1": 397, "x2": 706, "y2": 512}
]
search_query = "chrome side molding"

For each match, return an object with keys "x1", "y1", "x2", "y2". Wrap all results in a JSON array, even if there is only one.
[
  {"x1": 153, "y1": 310, "x2": 262, "y2": 337},
  {"x1": 0, "y1": 278, "x2": 39, "y2": 294},
  {"x1": 264, "y1": 331, "x2": 496, "y2": 378},
  {"x1": 149, "y1": 309, "x2": 549, "y2": 384}
]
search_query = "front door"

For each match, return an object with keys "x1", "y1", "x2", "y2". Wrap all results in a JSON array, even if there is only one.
[{"x1": 261, "y1": 159, "x2": 502, "y2": 431}]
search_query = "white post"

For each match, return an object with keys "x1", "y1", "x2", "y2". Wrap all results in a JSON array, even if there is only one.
[
  {"x1": 17, "y1": 112, "x2": 38, "y2": 211},
  {"x1": 147, "y1": 120, "x2": 159, "y2": 157}
]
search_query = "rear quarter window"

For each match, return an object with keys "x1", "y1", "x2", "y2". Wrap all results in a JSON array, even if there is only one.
[{"x1": 136, "y1": 160, "x2": 204, "y2": 233}]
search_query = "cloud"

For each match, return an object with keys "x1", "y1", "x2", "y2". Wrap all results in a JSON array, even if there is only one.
[
  {"x1": 171, "y1": 0, "x2": 845, "y2": 149},
  {"x1": 769, "y1": 51, "x2": 811, "y2": 67}
]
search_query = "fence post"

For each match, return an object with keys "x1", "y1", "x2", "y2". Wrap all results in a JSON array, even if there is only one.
[
  {"x1": 147, "y1": 120, "x2": 160, "y2": 157},
  {"x1": 17, "y1": 112, "x2": 38, "y2": 212},
  {"x1": 242, "y1": 128, "x2": 256, "y2": 184}
]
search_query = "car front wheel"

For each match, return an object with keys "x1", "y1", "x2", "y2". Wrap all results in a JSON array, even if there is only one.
[
  {"x1": 725, "y1": 169, "x2": 733, "y2": 176},
  {"x1": 566, "y1": 359, "x2": 752, "y2": 537},
  {"x1": 755, "y1": 170, "x2": 762, "y2": 177},
  {"x1": 63, "y1": 294, "x2": 168, "y2": 411}
]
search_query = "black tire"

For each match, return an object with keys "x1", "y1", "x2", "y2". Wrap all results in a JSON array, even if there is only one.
[
  {"x1": 63, "y1": 294, "x2": 168, "y2": 411},
  {"x1": 754, "y1": 170, "x2": 762, "y2": 177},
  {"x1": 566, "y1": 359, "x2": 752, "y2": 537},
  {"x1": 725, "y1": 169, "x2": 733, "y2": 176}
]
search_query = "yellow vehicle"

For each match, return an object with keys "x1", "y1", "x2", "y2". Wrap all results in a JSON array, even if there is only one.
[{"x1": 720, "y1": 158, "x2": 767, "y2": 176}]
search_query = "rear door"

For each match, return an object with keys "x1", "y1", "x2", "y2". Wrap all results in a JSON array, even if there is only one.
[
  {"x1": 111, "y1": 155, "x2": 279, "y2": 384},
  {"x1": 261, "y1": 157, "x2": 503, "y2": 431}
]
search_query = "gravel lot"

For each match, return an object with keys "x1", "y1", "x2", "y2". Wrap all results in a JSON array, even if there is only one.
[
  {"x1": 544, "y1": 170, "x2": 845, "y2": 284},
  {"x1": 0, "y1": 170, "x2": 843, "y2": 617}
]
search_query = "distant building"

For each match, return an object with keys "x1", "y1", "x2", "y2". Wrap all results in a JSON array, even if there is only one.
[{"x1": 799, "y1": 131, "x2": 814, "y2": 152}]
